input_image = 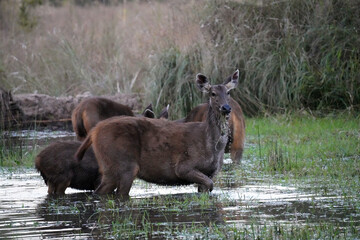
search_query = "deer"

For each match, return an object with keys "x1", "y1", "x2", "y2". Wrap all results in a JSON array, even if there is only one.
[
  {"x1": 35, "y1": 141, "x2": 100, "y2": 194},
  {"x1": 180, "y1": 97, "x2": 245, "y2": 163},
  {"x1": 141, "y1": 103, "x2": 169, "y2": 120},
  {"x1": 72, "y1": 97, "x2": 169, "y2": 141},
  {"x1": 75, "y1": 70, "x2": 239, "y2": 198}
]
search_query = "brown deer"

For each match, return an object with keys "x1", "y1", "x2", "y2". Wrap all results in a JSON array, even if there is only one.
[
  {"x1": 72, "y1": 98, "x2": 169, "y2": 141},
  {"x1": 75, "y1": 70, "x2": 239, "y2": 198},
  {"x1": 181, "y1": 97, "x2": 245, "y2": 163},
  {"x1": 35, "y1": 141, "x2": 100, "y2": 194}
]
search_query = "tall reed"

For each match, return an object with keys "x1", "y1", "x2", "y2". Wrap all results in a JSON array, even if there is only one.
[
  {"x1": 199, "y1": 0, "x2": 360, "y2": 115},
  {"x1": 1, "y1": 0, "x2": 359, "y2": 116}
]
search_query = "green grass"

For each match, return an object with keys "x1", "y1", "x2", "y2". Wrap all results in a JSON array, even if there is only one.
[
  {"x1": 0, "y1": 147, "x2": 37, "y2": 167},
  {"x1": 92, "y1": 193, "x2": 360, "y2": 239},
  {"x1": 145, "y1": 46, "x2": 204, "y2": 119},
  {"x1": 105, "y1": 221, "x2": 359, "y2": 239},
  {"x1": 244, "y1": 114, "x2": 360, "y2": 177},
  {"x1": 0, "y1": 137, "x2": 39, "y2": 167}
]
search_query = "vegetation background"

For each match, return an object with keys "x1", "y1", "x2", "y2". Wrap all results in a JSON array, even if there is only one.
[
  {"x1": 1, "y1": 0, "x2": 359, "y2": 118},
  {"x1": 0, "y1": 1, "x2": 359, "y2": 238}
]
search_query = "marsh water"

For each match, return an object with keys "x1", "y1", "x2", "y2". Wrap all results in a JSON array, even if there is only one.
[{"x1": 0, "y1": 130, "x2": 359, "y2": 239}]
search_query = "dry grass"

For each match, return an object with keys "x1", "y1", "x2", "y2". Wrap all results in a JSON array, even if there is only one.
[
  {"x1": 1, "y1": 0, "x2": 359, "y2": 116},
  {"x1": 0, "y1": 0, "x2": 203, "y2": 96}
]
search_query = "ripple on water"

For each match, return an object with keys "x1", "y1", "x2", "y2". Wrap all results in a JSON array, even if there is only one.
[{"x1": 0, "y1": 167, "x2": 359, "y2": 239}]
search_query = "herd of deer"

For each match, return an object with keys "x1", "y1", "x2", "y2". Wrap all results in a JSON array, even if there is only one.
[{"x1": 35, "y1": 70, "x2": 245, "y2": 199}]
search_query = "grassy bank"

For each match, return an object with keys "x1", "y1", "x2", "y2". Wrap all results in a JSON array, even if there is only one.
[
  {"x1": 1, "y1": 0, "x2": 359, "y2": 117},
  {"x1": 0, "y1": 132, "x2": 38, "y2": 167},
  {"x1": 245, "y1": 114, "x2": 360, "y2": 176}
]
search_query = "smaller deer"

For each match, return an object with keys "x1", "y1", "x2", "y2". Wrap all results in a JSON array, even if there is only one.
[
  {"x1": 72, "y1": 98, "x2": 169, "y2": 141},
  {"x1": 75, "y1": 70, "x2": 239, "y2": 198},
  {"x1": 35, "y1": 141, "x2": 100, "y2": 194},
  {"x1": 181, "y1": 97, "x2": 245, "y2": 163}
]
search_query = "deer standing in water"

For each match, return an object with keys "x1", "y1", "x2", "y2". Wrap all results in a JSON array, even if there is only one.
[
  {"x1": 35, "y1": 141, "x2": 100, "y2": 194},
  {"x1": 181, "y1": 97, "x2": 245, "y2": 163},
  {"x1": 75, "y1": 70, "x2": 239, "y2": 198},
  {"x1": 72, "y1": 97, "x2": 168, "y2": 141}
]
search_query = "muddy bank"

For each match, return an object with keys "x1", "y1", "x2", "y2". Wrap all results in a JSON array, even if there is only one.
[{"x1": 0, "y1": 89, "x2": 142, "y2": 130}]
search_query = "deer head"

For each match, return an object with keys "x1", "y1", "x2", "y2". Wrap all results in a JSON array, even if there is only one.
[{"x1": 196, "y1": 69, "x2": 239, "y2": 121}]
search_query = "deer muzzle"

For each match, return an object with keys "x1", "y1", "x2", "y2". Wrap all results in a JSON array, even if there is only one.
[{"x1": 221, "y1": 104, "x2": 232, "y2": 115}]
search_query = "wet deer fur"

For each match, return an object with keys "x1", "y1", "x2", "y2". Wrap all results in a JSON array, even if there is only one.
[
  {"x1": 75, "y1": 70, "x2": 239, "y2": 198},
  {"x1": 72, "y1": 97, "x2": 168, "y2": 141},
  {"x1": 35, "y1": 141, "x2": 100, "y2": 194}
]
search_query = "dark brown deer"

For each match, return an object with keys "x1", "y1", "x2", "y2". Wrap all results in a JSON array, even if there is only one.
[
  {"x1": 35, "y1": 141, "x2": 100, "y2": 194},
  {"x1": 72, "y1": 98, "x2": 169, "y2": 141},
  {"x1": 181, "y1": 97, "x2": 245, "y2": 163},
  {"x1": 75, "y1": 70, "x2": 239, "y2": 198}
]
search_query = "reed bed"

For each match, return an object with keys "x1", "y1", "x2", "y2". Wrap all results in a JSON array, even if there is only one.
[{"x1": 1, "y1": 0, "x2": 359, "y2": 117}]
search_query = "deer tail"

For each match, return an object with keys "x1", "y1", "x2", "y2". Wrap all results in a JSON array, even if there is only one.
[
  {"x1": 75, "y1": 134, "x2": 93, "y2": 161},
  {"x1": 73, "y1": 109, "x2": 87, "y2": 140}
]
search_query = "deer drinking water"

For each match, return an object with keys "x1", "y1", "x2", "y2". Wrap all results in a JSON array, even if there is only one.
[
  {"x1": 75, "y1": 70, "x2": 239, "y2": 198},
  {"x1": 35, "y1": 141, "x2": 100, "y2": 194}
]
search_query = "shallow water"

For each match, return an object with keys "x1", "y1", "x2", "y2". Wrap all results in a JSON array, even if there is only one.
[
  {"x1": 0, "y1": 130, "x2": 359, "y2": 239},
  {"x1": 0, "y1": 167, "x2": 359, "y2": 239},
  {"x1": 2, "y1": 129, "x2": 75, "y2": 151}
]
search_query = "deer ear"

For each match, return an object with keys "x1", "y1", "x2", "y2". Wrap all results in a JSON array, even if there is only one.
[
  {"x1": 142, "y1": 104, "x2": 155, "y2": 118},
  {"x1": 158, "y1": 104, "x2": 169, "y2": 119},
  {"x1": 143, "y1": 109, "x2": 155, "y2": 118},
  {"x1": 143, "y1": 103, "x2": 153, "y2": 111},
  {"x1": 224, "y1": 69, "x2": 239, "y2": 90},
  {"x1": 196, "y1": 74, "x2": 211, "y2": 93}
]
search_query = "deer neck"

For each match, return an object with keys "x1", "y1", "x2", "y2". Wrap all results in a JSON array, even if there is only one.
[{"x1": 205, "y1": 105, "x2": 229, "y2": 151}]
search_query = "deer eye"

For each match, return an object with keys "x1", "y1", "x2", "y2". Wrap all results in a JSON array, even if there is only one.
[
  {"x1": 211, "y1": 92, "x2": 216, "y2": 97},
  {"x1": 227, "y1": 91, "x2": 230, "y2": 95}
]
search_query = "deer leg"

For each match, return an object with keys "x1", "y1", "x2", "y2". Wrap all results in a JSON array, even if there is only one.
[
  {"x1": 176, "y1": 165, "x2": 214, "y2": 192},
  {"x1": 231, "y1": 148, "x2": 243, "y2": 164},
  {"x1": 55, "y1": 180, "x2": 70, "y2": 195},
  {"x1": 94, "y1": 174, "x2": 117, "y2": 195},
  {"x1": 115, "y1": 164, "x2": 139, "y2": 199},
  {"x1": 115, "y1": 175, "x2": 133, "y2": 200},
  {"x1": 47, "y1": 182, "x2": 55, "y2": 194}
]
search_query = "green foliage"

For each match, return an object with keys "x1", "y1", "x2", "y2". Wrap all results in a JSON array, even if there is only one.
[
  {"x1": 197, "y1": 0, "x2": 360, "y2": 115},
  {"x1": 0, "y1": 139, "x2": 37, "y2": 167},
  {"x1": 146, "y1": 46, "x2": 204, "y2": 119},
  {"x1": 245, "y1": 115, "x2": 360, "y2": 177}
]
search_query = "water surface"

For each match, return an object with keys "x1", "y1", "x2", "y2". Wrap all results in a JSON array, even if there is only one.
[{"x1": 0, "y1": 130, "x2": 359, "y2": 239}]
